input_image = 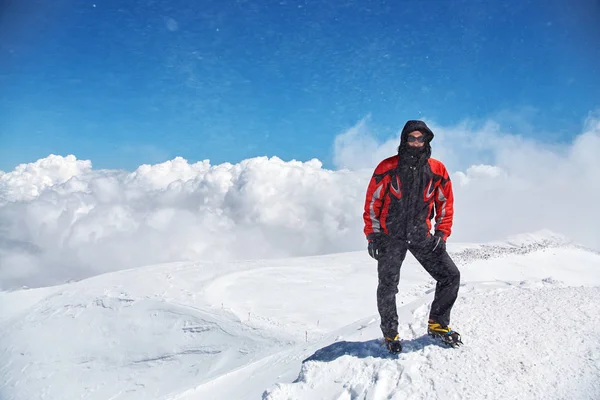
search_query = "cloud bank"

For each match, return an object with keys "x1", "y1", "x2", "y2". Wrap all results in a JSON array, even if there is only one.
[
  {"x1": 0, "y1": 155, "x2": 368, "y2": 289},
  {"x1": 1, "y1": 113, "x2": 599, "y2": 289}
]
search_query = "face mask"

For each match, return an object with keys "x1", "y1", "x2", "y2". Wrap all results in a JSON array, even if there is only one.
[{"x1": 404, "y1": 145, "x2": 426, "y2": 155}]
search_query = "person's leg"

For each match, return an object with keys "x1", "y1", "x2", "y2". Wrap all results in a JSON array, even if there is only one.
[
  {"x1": 377, "y1": 244, "x2": 408, "y2": 338},
  {"x1": 410, "y1": 244, "x2": 460, "y2": 327}
]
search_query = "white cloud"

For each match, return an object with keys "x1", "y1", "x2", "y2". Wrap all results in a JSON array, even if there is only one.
[
  {"x1": 1, "y1": 112, "x2": 599, "y2": 289},
  {"x1": 332, "y1": 115, "x2": 398, "y2": 171},
  {"x1": 0, "y1": 154, "x2": 92, "y2": 202},
  {"x1": 0, "y1": 155, "x2": 368, "y2": 289}
]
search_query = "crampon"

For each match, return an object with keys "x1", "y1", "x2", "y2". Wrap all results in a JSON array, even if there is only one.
[{"x1": 427, "y1": 322, "x2": 463, "y2": 348}]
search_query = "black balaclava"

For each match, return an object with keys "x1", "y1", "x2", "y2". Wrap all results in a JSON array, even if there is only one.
[{"x1": 397, "y1": 120, "x2": 434, "y2": 167}]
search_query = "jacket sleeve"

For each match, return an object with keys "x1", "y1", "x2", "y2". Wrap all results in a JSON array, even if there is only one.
[
  {"x1": 363, "y1": 170, "x2": 388, "y2": 240},
  {"x1": 434, "y1": 165, "x2": 454, "y2": 241}
]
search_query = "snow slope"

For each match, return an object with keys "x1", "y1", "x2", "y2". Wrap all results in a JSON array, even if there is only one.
[
  {"x1": 1, "y1": 231, "x2": 600, "y2": 400},
  {"x1": 264, "y1": 283, "x2": 600, "y2": 400}
]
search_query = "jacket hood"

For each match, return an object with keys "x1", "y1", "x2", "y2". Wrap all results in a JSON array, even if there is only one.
[
  {"x1": 399, "y1": 120, "x2": 434, "y2": 146},
  {"x1": 397, "y1": 120, "x2": 434, "y2": 164}
]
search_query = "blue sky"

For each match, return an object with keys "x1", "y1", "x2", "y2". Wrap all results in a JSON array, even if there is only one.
[{"x1": 1, "y1": 0, "x2": 599, "y2": 171}]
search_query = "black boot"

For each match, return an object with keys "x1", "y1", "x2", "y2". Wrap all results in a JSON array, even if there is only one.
[{"x1": 384, "y1": 334, "x2": 403, "y2": 354}]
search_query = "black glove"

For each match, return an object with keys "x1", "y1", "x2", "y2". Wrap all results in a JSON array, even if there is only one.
[
  {"x1": 432, "y1": 231, "x2": 446, "y2": 253},
  {"x1": 367, "y1": 234, "x2": 383, "y2": 260}
]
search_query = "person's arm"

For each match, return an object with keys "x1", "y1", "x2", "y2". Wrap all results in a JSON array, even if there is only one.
[
  {"x1": 434, "y1": 165, "x2": 454, "y2": 241},
  {"x1": 363, "y1": 169, "x2": 388, "y2": 240}
]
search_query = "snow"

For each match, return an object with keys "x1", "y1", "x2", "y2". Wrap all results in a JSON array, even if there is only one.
[
  {"x1": 2, "y1": 233, "x2": 600, "y2": 400},
  {"x1": 266, "y1": 284, "x2": 600, "y2": 400}
]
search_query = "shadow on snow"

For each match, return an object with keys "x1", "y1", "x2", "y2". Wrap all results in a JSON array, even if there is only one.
[{"x1": 303, "y1": 334, "x2": 447, "y2": 364}]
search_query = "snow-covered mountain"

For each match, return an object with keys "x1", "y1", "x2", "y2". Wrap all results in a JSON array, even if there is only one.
[{"x1": 1, "y1": 231, "x2": 600, "y2": 400}]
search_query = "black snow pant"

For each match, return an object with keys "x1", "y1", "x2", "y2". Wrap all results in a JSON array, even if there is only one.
[{"x1": 377, "y1": 240, "x2": 460, "y2": 339}]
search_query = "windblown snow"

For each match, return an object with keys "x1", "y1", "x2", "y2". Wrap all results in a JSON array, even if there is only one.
[{"x1": 1, "y1": 232, "x2": 600, "y2": 400}]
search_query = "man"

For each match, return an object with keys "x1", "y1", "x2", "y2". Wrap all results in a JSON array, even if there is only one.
[{"x1": 363, "y1": 120, "x2": 462, "y2": 354}]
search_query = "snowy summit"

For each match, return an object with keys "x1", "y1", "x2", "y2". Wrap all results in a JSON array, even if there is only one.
[{"x1": 1, "y1": 231, "x2": 599, "y2": 399}]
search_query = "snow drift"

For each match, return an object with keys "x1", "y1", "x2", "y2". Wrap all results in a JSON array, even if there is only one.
[{"x1": 1, "y1": 233, "x2": 600, "y2": 400}]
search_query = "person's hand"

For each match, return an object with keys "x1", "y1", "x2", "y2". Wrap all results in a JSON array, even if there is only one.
[{"x1": 367, "y1": 234, "x2": 382, "y2": 260}]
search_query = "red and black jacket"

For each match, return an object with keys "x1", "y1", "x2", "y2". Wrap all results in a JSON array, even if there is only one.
[{"x1": 363, "y1": 154, "x2": 454, "y2": 243}]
